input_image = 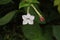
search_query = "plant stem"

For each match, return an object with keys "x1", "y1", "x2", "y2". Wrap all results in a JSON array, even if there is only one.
[
  {"x1": 31, "y1": 4, "x2": 42, "y2": 17},
  {"x1": 27, "y1": 7, "x2": 30, "y2": 14}
]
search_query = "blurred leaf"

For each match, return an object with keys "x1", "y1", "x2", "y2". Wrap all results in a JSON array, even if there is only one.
[
  {"x1": 0, "y1": 0, "x2": 12, "y2": 5},
  {"x1": 19, "y1": 1, "x2": 31, "y2": 9},
  {"x1": 53, "y1": 25, "x2": 60, "y2": 40},
  {"x1": 54, "y1": 0, "x2": 60, "y2": 6},
  {"x1": 0, "y1": 10, "x2": 17, "y2": 25},
  {"x1": 25, "y1": 0, "x2": 39, "y2": 3},
  {"x1": 19, "y1": 0, "x2": 39, "y2": 9},
  {"x1": 22, "y1": 24, "x2": 53, "y2": 40},
  {"x1": 43, "y1": 25, "x2": 53, "y2": 40},
  {"x1": 54, "y1": 0, "x2": 60, "y2": 12},
  {"x1": 22, "y1": 23, "x2": 45, "y2": 40},
  {"x1": 58, "y1": 5, "x2": 60, "y2": 13}
]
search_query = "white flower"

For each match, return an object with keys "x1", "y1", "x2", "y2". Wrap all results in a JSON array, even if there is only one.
[{"x1": 22, "y1": 13, "x2": 35, "y2": 25}]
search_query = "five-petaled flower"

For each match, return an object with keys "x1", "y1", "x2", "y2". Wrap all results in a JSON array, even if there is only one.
[{"x1": 22, "y1": 13, "x2": 35, "y2": 25}]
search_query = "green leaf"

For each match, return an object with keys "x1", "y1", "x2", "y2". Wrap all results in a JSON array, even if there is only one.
[
  {"x1": 0, "y1": 0, "x2": 12, "y2": 5},
  {"x1": 22, "y1": 23, "x2": 53, "y2": 40},
  {"x1": 58, "y1": 5, "x2": 60, "y2": 12},
  {"x1": 19, "y1": 0, "x2": 39, "y2": 9},
  {"x1": 0, "y1": 10, "x2": 17, "y2": 25},
  {"x1": 53, "y1": 25, "x2": 60, "y2": 40},
  {"x1": 26, "y1": 0, "x2": 39, "y2": 3},
  {"x1": 43, "y1": 25, "x2": 53, "y2": 40},
  {"x1": 54, "y1": 0, "x2": 60, "y2": 6},
  {"x1": 54, "y1": 0, "x2": 60, "y2": 12},
  {"x1": 19, "y1": 1, "x2": 31, "y2": 9},
  {"x1": 22, "y1": 23, "x2": 45, "y2": 40}
]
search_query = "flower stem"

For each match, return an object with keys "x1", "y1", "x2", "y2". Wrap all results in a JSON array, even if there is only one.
[
  {"x1": 27, "y1": 7, "x2": 30, "y2": 14},
  {"x1": 31, "y1": 4, "x2": 42, "y2": 17}
]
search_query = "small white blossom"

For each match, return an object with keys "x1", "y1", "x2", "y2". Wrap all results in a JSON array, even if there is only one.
[{"x1": 22, "y1": 13, "x2": 35, "y2": 25}]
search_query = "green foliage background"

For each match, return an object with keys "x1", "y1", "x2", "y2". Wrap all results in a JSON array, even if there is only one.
[{"x1": 0, "y1": 0, "x2": 60, "y2": 40}]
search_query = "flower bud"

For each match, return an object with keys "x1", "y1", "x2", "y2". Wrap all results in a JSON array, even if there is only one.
[{"x1": 40, "y1": 16, "x2": 45, "y2": 22}]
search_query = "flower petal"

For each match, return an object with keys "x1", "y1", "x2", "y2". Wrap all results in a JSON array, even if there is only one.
[
  {"x1": 27, "y1": 20, "x2": 34, "y2": 25},
  {"x1": 22, "y1": 15, "x2": 27, "y2": 20},
  {"x1": 23, "y1": 20, "x2": 28, "y2": 25},
  {"x1": 26, "y1": 13, "x2": 31, "y2": 18},
  {"x1": 30, "y1": 15, "x2": 35, "y2": 20}
]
